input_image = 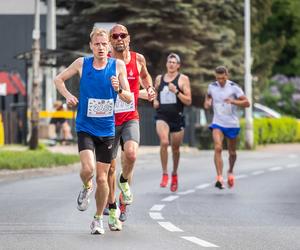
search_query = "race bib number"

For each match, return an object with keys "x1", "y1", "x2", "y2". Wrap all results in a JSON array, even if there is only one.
[
  {"x1": 215, "y1": 103, "x2": 232, "y2": 116},
  {"x1": 114, "y1": 93, "x2": 135, "y2": 113},
  {"x1": 160, "y1": 86, "x2": 177, "y2": 104},
  {"x1": 87, "y1": 98, "x2": 114, "y2": 117}
]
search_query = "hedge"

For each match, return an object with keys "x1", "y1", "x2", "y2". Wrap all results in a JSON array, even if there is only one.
[{"x1": 196, "y1": 117, "x2": 300, "y2": 150}]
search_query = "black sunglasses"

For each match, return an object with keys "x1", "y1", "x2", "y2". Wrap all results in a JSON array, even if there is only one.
[{"x1": 111, "y1": 33, "x2": 128, "y2": 40}]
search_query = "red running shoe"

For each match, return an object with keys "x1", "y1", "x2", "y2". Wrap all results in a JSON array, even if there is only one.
[
  {"x1": 119, "y1": 193, "x2": 127, "y2": 222},
  {"x1": 160, "y1": 174, "x2": 168, "y2": 187},
  {"x1": 170, "y1": 174, "x2": 178, "y2": 192},
  {"x1": 227, "y1": 173, "x2": 235, "y2": 188}
]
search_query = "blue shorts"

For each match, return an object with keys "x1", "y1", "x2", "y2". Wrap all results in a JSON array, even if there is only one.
[{"x1": 209, "y1": 124, "x2": 240, "y2": 139}]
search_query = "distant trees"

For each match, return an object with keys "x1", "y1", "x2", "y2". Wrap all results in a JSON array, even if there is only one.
[{"x1": 54, "y1": 0, "x2": 300, "y2": 106}]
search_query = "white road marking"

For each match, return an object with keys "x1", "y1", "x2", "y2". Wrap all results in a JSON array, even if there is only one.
[
  {"x1": 235, "y1": 174, "x2": 247, "y2": 179},
  {"x1": 178, "y1": 189, "x2": 195, "y2": 195},
  {"x1": 181, "y1": 236, "x2": 219, "y2": 248},
  {"x1": 252, "y1": 170, "x2": 265, "y2": 175},
  {"x1": 162, "y1": 195, "x2": 179, "y2": 202},
  {"x1": 196, "y1": 183, "x2": 211, "y2": 189},
  {"x1": 287, "y1": 163, "x2": 299, "y2": 168},
  {"x1": 158, "y1": 221, "x2": 183, "y2": 232},
  {"x1": 269, "y1": 166, "x2": 283, "y2": 171},
  {"x1": 150, "y1": 204, "x2": 165, "y2": 211},
  {"x1": 149, "y1": 212, "x2": 164, "y2": 220},
  {"x1": 288, "y1": 154, "x2": 298, "y2": 159}
]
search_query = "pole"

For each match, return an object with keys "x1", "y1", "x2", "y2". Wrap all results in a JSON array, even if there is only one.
[
  {"x1": 29, "y1": 0, "x2": 41, "y2": 149},
  {"x1": 46, "y1": 0, "x2": 57, "y2": 111},
  {"x1": 244, "y1": 0, "x2": 254, "y2": 149}
]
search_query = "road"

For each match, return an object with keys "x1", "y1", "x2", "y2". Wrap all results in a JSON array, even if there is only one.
[{"x1": 0, "y1": 144, "x2": 300, "y2": 250}]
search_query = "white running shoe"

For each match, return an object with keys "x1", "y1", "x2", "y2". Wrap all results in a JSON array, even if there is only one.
[
  {"x1": 90, "y1": 216, "x2": 105, "y2": 235},
  {"x1": 77, "y1": 186, "x2": 93, "y2": 211}
]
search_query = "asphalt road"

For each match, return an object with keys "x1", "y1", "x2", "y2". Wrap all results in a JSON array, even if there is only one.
[{"x1": 0, "y1": 144, "x2": 300, "y2": 250}]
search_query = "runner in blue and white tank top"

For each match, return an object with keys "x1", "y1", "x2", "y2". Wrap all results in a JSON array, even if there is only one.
[
  {"x1": 205, "y1": 66, "x2": 250, "y2": 190},
  {"x1": 54, "y1": 27, "x2": 132, "y2": 235}
]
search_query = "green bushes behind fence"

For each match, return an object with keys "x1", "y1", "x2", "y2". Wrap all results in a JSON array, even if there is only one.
[{"x1": 196, "y1": 117, "x2": 300, "y2": 150}]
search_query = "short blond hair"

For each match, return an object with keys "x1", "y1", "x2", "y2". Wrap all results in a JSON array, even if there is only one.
[{"x1": 90, "y1": 27, "x2": 108, "y2": 41}]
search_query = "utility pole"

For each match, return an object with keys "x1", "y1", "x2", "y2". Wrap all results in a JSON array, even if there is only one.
[
  {"x1": 29, "y1": 0, "x2": 41, "y2": 150},
  {"x1": 46, "y1": 0, "x2": 57, "y2": 111},
  {"x1": 244, "y1": 0, "x2": 254, "y2": 149}
]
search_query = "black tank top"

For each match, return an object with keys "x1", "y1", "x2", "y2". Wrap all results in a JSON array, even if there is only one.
[{"x1": 156, "y1": 73, "x2": 184, "y2": 118}]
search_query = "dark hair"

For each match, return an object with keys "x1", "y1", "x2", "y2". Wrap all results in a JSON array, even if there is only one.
[{"x1": 215, "y1": 66, "x2": 228, "y2": 75}]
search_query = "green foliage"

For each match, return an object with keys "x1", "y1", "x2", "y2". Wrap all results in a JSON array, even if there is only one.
[
  {"x1": 0, "y1": 149, "x2": 79, "y2": 170},
  {"x1": 196, "y1": 117, "x2": 300, "y2": 149}
]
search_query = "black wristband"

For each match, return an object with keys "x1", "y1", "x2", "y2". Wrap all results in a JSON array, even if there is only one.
[
  {"x1": 175, "y1": 90, "x2": 179, "y2": 96},
  {"x1": 118, "y1": 88, "x2": 123, "y2": 94}
]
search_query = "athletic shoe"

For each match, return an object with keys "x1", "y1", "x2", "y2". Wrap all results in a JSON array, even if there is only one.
[
  {"x1": 170, "y1": 174, "x2": 178, "y2": 192},
  {"x1": 117, "y1": 172, "x2": 133, "y2": 205},
  {"x1": 215, "y1": 180, "x2": 225, "y2": 189},
  {"x1": 227, "y1": 173, "x2": 235, "y2": 188},
  {"x1": 77, "y1": 186, "x2": 93, "y2": 211},
  {"x1": 160, "y1": 174, "x2": 168, "y2": 187},
  {"x1": 90, "y1": 216, "x2": 105, "y2": 235},
  {"x1": 119, "y1": 193, "x2": 127, "y2": 222},
  {"x1": 108, "y1": 208, "x2": 122, "y2": 231}
]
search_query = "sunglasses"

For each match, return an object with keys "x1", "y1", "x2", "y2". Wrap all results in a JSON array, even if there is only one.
[{"x1": 111, "y1": 33, "x2": 128, "y2": 40}]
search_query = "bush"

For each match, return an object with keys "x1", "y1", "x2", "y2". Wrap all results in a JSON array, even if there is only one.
[{"x1": 196, "y1": 117, "x2": 300, "y2": 149}]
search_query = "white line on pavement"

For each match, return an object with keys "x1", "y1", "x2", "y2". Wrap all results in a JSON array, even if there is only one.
[
  {"x1": 286, "y1": 163, "x2": 299, "y2": 168},
  {"x1": 196, "y1": 183, "x2": 211, "y2": 189},
  {"x1": 235, "y1": 174, "x2": 247, "y2": 179},
  {"x1": 162, "y1": 195, "x2": 179, "y2": 202},
  {"x1": 269, "y1": 166, "x2": 283, "y2": 171},
  {"x1": 158, "y1": 221, "x2": 183, "y2": 232},
  {"x1": 181, "y1": 236, "x2": 219, "y2": 248},
  {"x1": 150, "y1": 204, "x2": 165, "y2": 211},
  {"x1": 288, "y1": 154, "x2": 298, "y2": 159},
  {"x1": 178, "y1": 189, "x2": 195, "y2": 195},
  {"x1": 251, "y1": 170, "x2": 265, "y2": 175},
  {"x1": 149, "y1": 212, "x2": 164, "y2": 220}
]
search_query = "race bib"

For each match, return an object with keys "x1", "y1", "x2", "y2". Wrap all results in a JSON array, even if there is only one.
[
  {"x1": 160, "y1": 86, "x2": 177, "y2": 104},
  {"x1": 215, "y1": 103, "x2": 232, "y2": 116},
  {"x1": 87, "y1": 98, "x2": 114, "y2": 117},
  {"x1": 114, "y1": 93, "x2": 135, "y2": 113}
]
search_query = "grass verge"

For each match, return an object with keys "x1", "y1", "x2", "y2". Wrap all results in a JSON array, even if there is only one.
[{"x1": 0, "y1": 149, "x2": 80, "y2": 170}]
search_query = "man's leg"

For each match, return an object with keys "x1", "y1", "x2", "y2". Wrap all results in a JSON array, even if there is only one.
[
  {"x1": 227, "y1": 137, "x2": 237, "y2": 188},
  {"x1": 90, "y1": 161, "x2": 110, "y2": 234},
  {"x1": 156, "y1": 120, "x2": 170, "y2": 187},
  {"x1": 212, "y1": 129, "x2": 225, "y2": 189},
  {"x1": 77, "y1": 150, "x2": 94, "y2": 211},
  {"x1": 169, "y1": 129, "x2": 184, "y2": 192}
]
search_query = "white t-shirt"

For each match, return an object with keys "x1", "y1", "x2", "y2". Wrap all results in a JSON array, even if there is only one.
[{"x1": 207, "y1": 80, "x2": 245, "y2": 128}]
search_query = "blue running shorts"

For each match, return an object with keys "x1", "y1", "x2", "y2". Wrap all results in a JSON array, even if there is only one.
[{"x1": 209, "y1": 124, "x2": 240, "y2": 139}]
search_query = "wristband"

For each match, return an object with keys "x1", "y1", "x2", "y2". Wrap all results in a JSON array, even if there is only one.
[
  {"x1": 118, "y1": 88, "x2": 123, "y2": 94},
  {"x1": 175, "y1": 90, "x2": 179, "y2": 96}
]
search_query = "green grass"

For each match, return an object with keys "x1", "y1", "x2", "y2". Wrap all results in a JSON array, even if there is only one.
[{"x1": 0, "y1": 149, "x2": 80, "y2": 170}]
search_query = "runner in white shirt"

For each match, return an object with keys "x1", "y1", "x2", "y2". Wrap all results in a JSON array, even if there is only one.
[{"x1": 204, "y1": 66, "x2": 250, "y2": 189}]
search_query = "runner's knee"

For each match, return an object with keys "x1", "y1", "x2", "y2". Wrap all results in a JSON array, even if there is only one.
[
  {"x1": 160, "y1": 139, "x2": 169, "y2": 148},
  {"x1": 125, "y1": 148, "x2": 137, "y2": 163},
  {"x1": 214, "y1": 144, "x2": 222, "y2": 154},
  {"x1": 96, "y1": 175, "x2": 108, "y2": 186}
]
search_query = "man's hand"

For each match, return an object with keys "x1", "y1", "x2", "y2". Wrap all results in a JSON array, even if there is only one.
[
  {"x1": 147, "y1": 86, "x2": 156, "y2": 101},
  {"x1": 168, "y1": 82, "x2": 178, "y2": 94},
  {"x1": 111, "y1": 76, "x2": 120, "y2": 92},
  {"x1": 224, "y1": 98, "x2": 235, "y2": 105},
  {"x1": 66, "y1": 94, "x2": 78, "y2": 107}
]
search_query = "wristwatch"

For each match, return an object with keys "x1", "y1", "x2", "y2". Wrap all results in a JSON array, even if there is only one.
[
  {"x1": 118, "y1": 88, "x2": 123, "y2": 94},
  {"x1": 175, "y1": 89, "x2": 179, "y2": 96}
]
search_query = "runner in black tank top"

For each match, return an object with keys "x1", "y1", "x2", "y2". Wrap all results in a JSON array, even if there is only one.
[
  {"x1": 155, "y1": 73, "x2": 184, "y2": 130},
  {"x1": 153, "y1": 53, "x2": 192, "y2": 193}
]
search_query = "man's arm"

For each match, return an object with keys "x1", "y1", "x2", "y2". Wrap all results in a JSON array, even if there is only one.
[
  {"x1": 54, "y1": 57, "x2": 82, "y2": 107},
  {"x1": 137, "y1": 53, "x2": 155, "y2": 101},
  {"x1": 152, "y1": 75, "x2": 161, "y2": 109},
  {"x1": 225, "y1": 95, "x2": 250, "y2": 108},
  {"x1": 115, "y1": 59, "x2": 132, "y2": 104},
  {"x1": 173, "y1": 74, "x2": 192, "y2": 106},
  {"x1": 204, "y1": 94, "x2": 212, "y2": 109}
]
